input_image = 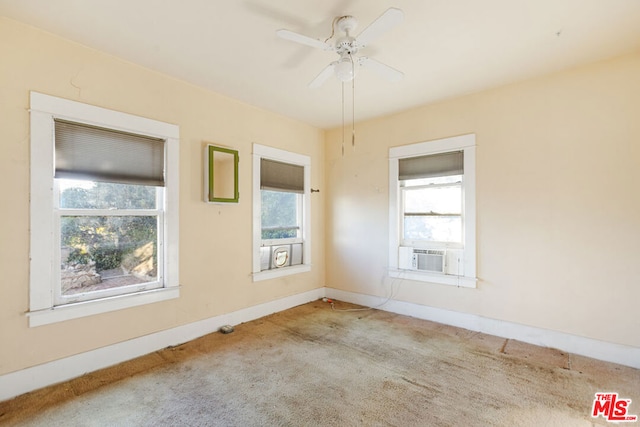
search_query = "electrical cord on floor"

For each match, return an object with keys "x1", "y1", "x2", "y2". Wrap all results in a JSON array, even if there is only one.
[{"x1": 326, "y1": 276, "x2": 400, "y2": 312}]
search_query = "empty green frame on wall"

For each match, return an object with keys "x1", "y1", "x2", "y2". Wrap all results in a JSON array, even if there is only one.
[{"x1": 205, "y1": 145, "x2": 239, "y2": 203}]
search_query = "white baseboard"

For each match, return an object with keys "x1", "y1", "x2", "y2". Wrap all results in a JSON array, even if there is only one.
[
  {"x1": 0, "y1": 288, "x2": 324, "y2": 402},
  {"x1": 3, "y1": 286, "x2": 637, "y2": 403},
  {"x1": 326, "y1": 288, "x2": 640, "y2": 370}
]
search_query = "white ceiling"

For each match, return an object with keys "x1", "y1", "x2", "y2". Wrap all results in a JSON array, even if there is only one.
[{"x1": 2, "y1": 1, "x2": 640, "y2": 129}]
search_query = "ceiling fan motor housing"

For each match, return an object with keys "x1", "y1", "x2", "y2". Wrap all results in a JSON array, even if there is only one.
[
  {"x1": 335, "y1": 15, "x2": 359, "y2": 55},
  {"x1": 336, "y1": 37, "x2": 358, "y2": 55}
]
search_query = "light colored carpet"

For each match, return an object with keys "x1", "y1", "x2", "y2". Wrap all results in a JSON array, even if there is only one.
[{"x1": 1, "y1": 300, "x2": 638, "y2": 426}]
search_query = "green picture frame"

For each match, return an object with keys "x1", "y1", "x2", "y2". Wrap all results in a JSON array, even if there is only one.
[{"x1": 205, "y1": 145, "x2": 239, "y2": 203}]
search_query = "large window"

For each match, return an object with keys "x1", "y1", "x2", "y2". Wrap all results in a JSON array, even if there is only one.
[
  {"x1": 389, "y1": 134, "x2": 476, "y2": 287},
  {"x1": 29, "y1": 92, "x2": 179, "y2": 326},
  {"x1": 57, "y1": 180, "x2": 162, "y2": 304},
  {"x1": 252, "y1": 144, "x2": 310, "y2": 280}
]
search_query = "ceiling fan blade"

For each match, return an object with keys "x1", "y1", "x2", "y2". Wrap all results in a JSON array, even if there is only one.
[
  {"x1": 355, "y1": 7, "x2": 404, "y2": 48},
  {"x1": 359, "y1": 57, "x2": 404, "y2": 82},
  {"x1": 309, "y1": 63, "x2": 336, "y2": 88},
  {"x1": 276, "y1": 29, "x2": 333, "y2": 51}
]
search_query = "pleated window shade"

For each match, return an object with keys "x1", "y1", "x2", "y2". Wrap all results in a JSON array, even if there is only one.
[
  {"x1": 260, "y1": 158, "x2": 304, "y2": 193},
  {"x1": 54, "y1": 119, "x2": 165, "y2": 186},
  {"x1": 399, "y1": 151, "x2": 463, "y2": 180}
]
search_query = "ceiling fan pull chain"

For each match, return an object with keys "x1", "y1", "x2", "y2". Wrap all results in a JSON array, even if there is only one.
[
  {"x1": 341, "y1": 81, "x2": 345, "y2": 157},
  {"x1": 352, "y1": 56, "x2": 356, "y2": 150}
]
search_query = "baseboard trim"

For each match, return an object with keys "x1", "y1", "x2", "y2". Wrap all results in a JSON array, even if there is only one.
[
  {"x1": 0, "y1": 288, "x2": 324, "y2": 402},
  {"x1": 326, "y1": 288, "x2": 640, "y2": 369},
  {"x1": 3, "y1": 286, "x2": 637, "y2": 402}
]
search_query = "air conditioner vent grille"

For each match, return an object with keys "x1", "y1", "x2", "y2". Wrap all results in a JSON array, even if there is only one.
[
  {"x1": 398, "y1": 246, "x2": 463, "y2": 276},
  {"x1": 413, "y1": 249, "x2": 445, "y2": 256},
  {"x1": 414, "y1": 251, "x2": 444, "y2": 272}
]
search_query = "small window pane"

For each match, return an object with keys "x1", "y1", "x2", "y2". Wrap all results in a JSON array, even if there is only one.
[
  {"x1": 404, "y1": 215, "x2": 462, "y2": 243},
  {"x1": 61, "y1": 215, "x2": 158, "y2": 296},
  {"x1": 404, "y1": 185, "x2": 461, "y2": 215},
  {"x1": 403, "y1": 175, "x2": 461, "y2": 187},
  {"x1": 59, "y1": 179, "x2": 157, "y2": 210},
  {"x1": 261, "y1": 190, "x2": 299, "y2": 239}
]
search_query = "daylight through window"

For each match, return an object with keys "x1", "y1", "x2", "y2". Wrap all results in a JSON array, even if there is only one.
[
  {"x1": 389, "y1": 134, "x2": 476, "y2": 287},
  {"x1": 29, "y1": 92, "x2": 179, "y2": 326},
  {"x1": 252, "y1": 144, "x2": 311, "y2": 280},
  {"x1": 54, "y1": 120, "x2": 166, "y2": 304},
  {"x1": 400, "y1": 151, "x2": 464, "y2": 247}
]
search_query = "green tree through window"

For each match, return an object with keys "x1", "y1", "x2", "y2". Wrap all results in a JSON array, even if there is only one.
[
  {"x1": 60, "y1": 180, "x2": 159, "y2": 294},
  {"x1": 261, "y1": 190, "x2": 299, "y2": 239}
]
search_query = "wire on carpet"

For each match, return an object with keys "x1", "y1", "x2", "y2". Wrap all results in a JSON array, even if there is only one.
[{"x1": 326, "y1": 276, "x2": 400, "y2": 312}]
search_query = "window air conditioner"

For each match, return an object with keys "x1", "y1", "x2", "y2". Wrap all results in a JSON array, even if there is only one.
[{"x1": 398, "y1": 247, "x2": 445, "y2": 273}]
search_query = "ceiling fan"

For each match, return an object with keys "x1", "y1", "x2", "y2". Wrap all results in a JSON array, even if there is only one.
[{"x1": 276, "y1": 7, "x2": 404, "y2": 88}]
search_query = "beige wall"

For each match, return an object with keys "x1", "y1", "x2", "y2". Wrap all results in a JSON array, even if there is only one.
[
  {"x1": 2, "y1": 14, "x2": 639, "y2": 379},
  {"x1": 0, "y1": 17, "x2": 325, "y2": 375},
  {"x1": 325, "y1": 52, "x2": 640, "y2": 348}
]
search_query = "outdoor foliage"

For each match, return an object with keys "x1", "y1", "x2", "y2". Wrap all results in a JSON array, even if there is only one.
[
  {"x1": 60, "y1": 180, "x2": 157, "y2": 272},
  {"x1": 261, "y1": 190, "x2": 299, "y2": 239}
]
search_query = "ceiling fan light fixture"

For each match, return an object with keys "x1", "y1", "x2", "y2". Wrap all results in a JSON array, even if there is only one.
[{"x1": 334, "y1": 56, "x2": 356, "y2": 82}]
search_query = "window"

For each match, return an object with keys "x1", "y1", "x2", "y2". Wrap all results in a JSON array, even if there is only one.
[
  {"x1": 252, "y1": 144, "x2": 311, "y2": 281},
  {"x1": 29, "y1": 92, "x2": 179, "y2": 326},
  {"x1": 400, "y1": 151, "x2": 464, "y2": 246},
  {"x1": 389, "y1": 134, "x2": 476, "y2": 287}
]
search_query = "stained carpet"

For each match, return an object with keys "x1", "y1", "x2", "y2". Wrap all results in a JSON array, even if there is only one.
[{"x1": 1, "y1": 300, "x2": 638, "y2": 426}]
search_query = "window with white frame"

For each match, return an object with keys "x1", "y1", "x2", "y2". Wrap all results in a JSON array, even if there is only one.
[
  {"x1": 29, "y1": 92, "x2": 179, "y2": 326},
  {"x1": 389, "y1": 134, "x2": 476, "y2": 288},
  {"x1": 252, "y1": 144, "x2": 311, "y2": 281}
]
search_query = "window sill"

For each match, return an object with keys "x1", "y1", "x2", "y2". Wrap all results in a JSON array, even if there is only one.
[
  {"x1": 27, "y1": 287, "x2": 180, "y2": 327},
  {"x1": 253, "y1": 264, "x2": 311, "y2": 282},
  {"x1": 389, "y1": 269, "x2": 477, "y2": 288}
]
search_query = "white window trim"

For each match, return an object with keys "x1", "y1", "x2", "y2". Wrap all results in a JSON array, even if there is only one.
[
  {"x1": 252, "y1": 144, "x2": 311, "y2": 281},
  {"x1": 389, "y1": 134, "x2": 476, "y2": 288},
  {"x1": 29, "y1": 92, "x2": 180, "y2": 327}
]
